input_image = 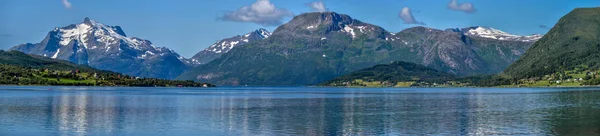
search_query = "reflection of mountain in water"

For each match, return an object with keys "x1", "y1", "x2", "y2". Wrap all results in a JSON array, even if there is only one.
[{"x1": 1, "y1": 88, "x2": 599, "y2": 135}]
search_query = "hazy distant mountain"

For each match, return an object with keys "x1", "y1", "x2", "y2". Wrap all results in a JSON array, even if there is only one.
[
  {"x1": 11, "y1": 18, "x2": 188, "y2": 79},
  {"x1": 177, "y1": 12, "x2": 541, "y2": 86},
  {"x1": 190, "y1": 29, "x2": 271, "y2": 64},
  {"x1": 460, "y1": 26, "x2": 542, "y2": 42}
]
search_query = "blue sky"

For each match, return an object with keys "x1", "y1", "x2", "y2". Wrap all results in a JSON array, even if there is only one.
[{"x1": 1, "y1": 0, "x2": 599, "y2": 57}]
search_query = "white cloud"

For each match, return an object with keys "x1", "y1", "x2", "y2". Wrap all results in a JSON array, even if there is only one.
[
  {"x1": 220, "y1": 0, "x2": 294, "y2": 26},
  {"x1": 307, "y1": 1, "x2": 328, "y2": 12},
  {"x1": 62, "y1": 0, "x2": 72, "y2": 9},
  {"x1": 448, "y1": 0, "x2": 476, "y2": 13},
  {"x1": 399, "y1": 7, "x2": 425, "y2": 25}
]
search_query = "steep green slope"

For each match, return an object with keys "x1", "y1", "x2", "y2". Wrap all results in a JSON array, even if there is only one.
[
  {"x1": 504, "y1": 7, "x2": 600, "y2": 79},
  {"x1": 0, "y1": 50, "x2": 109, "y2": 73},
  {"x1": 321, "y1": 61, "x2": 456, "y2": 87},
  {"x1": 0, "y1": 50, "x2": 213, "y2": 87}
]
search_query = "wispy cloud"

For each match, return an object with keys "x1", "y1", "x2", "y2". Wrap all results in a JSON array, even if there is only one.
[
  {"x1": 62, "y1": 0, "x2": 72, "y2": 9},
  {"x1": 399, "y1": 7, "x2": 425, "y2": 25},
  {"x1": 307, "y1": 1, "x2": 328, "y2": 12},
  {"x1": 448, "y1": 0, "x2": 475, "y2": 13},
  {"x1": 219, "y1": 0, "x2": 294, "y2": 26},
  {"x1": 539, "y1": 25, "x2": 550, "y2": 29}
]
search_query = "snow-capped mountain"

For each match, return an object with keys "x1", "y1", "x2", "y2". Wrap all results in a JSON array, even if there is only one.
[
  {"x1": 11, "y1": 17, "x2": 188, "y2": 79},
  {"x1": 461, "y1": 26, "x2": 542, "y2": 42},
  {"x1": 190, "y1": 29, "x2": 271, "y2": 64}
]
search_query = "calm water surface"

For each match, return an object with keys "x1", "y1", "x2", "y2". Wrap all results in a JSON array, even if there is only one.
[{"x1": 1, "y1": 86, "x2": 599, "y2": 135}]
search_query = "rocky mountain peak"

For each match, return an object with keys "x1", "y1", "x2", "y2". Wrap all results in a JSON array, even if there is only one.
[
  {"x1": 83, "y1": 17, "x2": 92, "y2": 25},
  {"x1": 272, "y1": 12, "x2": 390, "y2": 40},
  {"x1": 293, "y1": 12, "x2": 355, "y2": 25},
  {"x1": 275, "y1": 12, "x2": 363, "y2": 34},
  {"x1": 250, "y1": 28, "x2": 271, "y2": 39}
]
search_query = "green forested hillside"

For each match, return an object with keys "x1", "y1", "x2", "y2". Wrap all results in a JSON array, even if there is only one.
[
  {"x1": 0, "y1": 50, "x2": 109, "y2": 73},
  {"x1": 504, "y1": 7, "x2": 600, "y2": 79},
  {"x1": 321, "y1": 61, "x2": 456, "y2": 87},
  {"x1": 475, "y1": 7, "x2": 600, "y2": 87},
  {"x1": 0, "y1": 50, "x2": 214, "y2": 87}
]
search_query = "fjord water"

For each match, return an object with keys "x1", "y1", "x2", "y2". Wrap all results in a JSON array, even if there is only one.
[{"x1": 1, "y1": 87, "x2": 599, "y2": 135}]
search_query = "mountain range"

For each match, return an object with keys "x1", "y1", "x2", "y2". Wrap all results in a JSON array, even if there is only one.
[
  {"x1": 10, "y1": 12, "x2": 542, "y2": 86},
  {"x1": 177, "y1": 12, "x2": 541, "y2": 86},
  {"x1": 10, "y1": 18, "x2": 274, "y2": 79}
]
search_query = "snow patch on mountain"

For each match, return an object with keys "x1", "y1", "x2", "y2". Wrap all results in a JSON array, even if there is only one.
[
  {"x1": 59, "y1": 23, "x2": 92, "y2": 47},
  {"x1": 343, "y1": 25, "x2": 356, "y2": 38},
  {"x1": 259, "y1": 29, "x2": 271, "y2": 38},
  {"x1": 204, "y1": 29, "x2": 271, "y2": 54},
  {"x1": 52, "y1": 49, "x2": 60, "y2": 59},
  {"x1": 138, "y1": 51, "x2": 156, "y2": 59},
  {"x1": 465, "y1": 27, "x2": 542, "y2": 42}
]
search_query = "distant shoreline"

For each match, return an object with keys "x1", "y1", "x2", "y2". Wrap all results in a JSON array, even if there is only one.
[
  {"x1": 0, "y1": 84, "x2": 215, "y2": 88},
  {"x1": 315, "y1": 85, "x2": 600, "y2": 88}
]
